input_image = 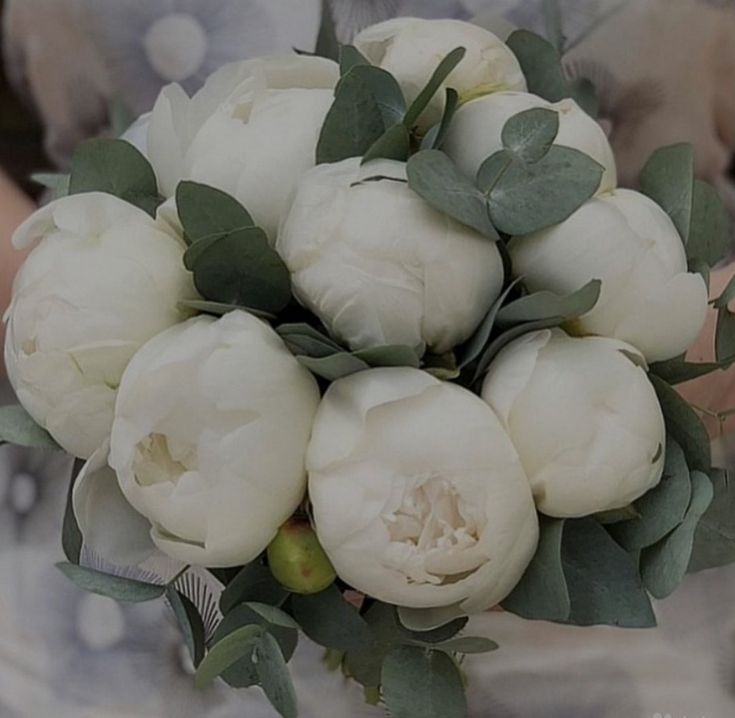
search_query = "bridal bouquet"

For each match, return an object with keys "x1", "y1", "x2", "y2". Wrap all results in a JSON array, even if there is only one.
[{"x1": 3, "y1": 16, "x2": 735, "y2": 718}]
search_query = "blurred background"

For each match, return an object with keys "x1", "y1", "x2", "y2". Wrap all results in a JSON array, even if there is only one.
[{"x1": 0, "y1": 1, "x2": 734, "y2": 717}]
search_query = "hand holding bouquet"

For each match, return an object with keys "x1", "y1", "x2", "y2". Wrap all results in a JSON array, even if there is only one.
[{"x1": 3, "y1": 16, "x2": 735, "y2": 718}]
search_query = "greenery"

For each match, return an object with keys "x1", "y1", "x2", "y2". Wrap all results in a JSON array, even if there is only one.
[
  {"x1": 0, "y1": 404, "x2": 59, "y2": 449},
  {"x1": 36, "y1": 17, "x2": 735, "y2": 718},
  {"x1": 69, "y1": 138, "x2": 162, "y2": 216}
]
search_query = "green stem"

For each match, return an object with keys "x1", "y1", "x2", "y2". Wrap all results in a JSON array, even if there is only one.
[{"x1": 483, "y1": 155, "x2": 514, "y2": 197}]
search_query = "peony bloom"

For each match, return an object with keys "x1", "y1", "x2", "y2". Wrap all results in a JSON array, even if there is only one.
[
  {"x1": 508, "y1": 189, "x2": 708, "y2": 362},
  {"x1": 277, "y1": 158, "x2": 505, "y2": 354},
  {"x1": 482, "y1": 329, "x2": 666, "y2": 518},
  {"x1": 308, "y1": 367, "x2": 539, "y2": 612},
  {"x1": 4, "y1": 193, "x2": 196, "y2": 458},
  {"x1": 354, "y1": 17, "x2": 527, "y2": 129},
  {"x1": 109, "y1": 311, "x2": 321, "y2": 567},
  {"x1": 145, "y1": 54, "x2": 339, "y2": 240},
  {"x1": 443, "y1": 91, "x2": 617, "y2": 193}
]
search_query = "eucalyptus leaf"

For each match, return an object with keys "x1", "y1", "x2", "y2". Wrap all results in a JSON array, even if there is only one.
[
  {"x1": 31, "y1": 172, "x2": 70, "y2": 198},
  {"x1": 315, "y1": 0, "x2": 339, "y2": 62},
  {"x1": 190, "y1": 228, "x2": 292, "y2": 314},
  {"x1": 344, "y1": 603, "x2": 466, "y2": 689},
  {"x1": 496, "y1": 280, "x2": 600, "y2": 328},
  {"x1": 403, "y1": 47, "x2": 466, "y2": 130},
  {"x1": 595, "y1": 505, "x2": 641, "y2": 525},
  {"x1": 425, "y1": 88, "x2": 460, "y2": 151},
  {"x1": 649, "y1": 357, "x2": 725, "y2": 385},
  {"x1": 62, "y1": 459, "x2": 84, "y2": 565},
  {"x1": 502, "y1": 517, "x2": 570, "y2": 622},
  {"x1": 178, "y1": 299, "x2": 275, "y2": 321},
  {"x1": 715, "y1": 276, "x2": 735, "y2": 362},
  {"x1": 640, "y1": 470, "x2": 714, "y2": 598},
  {"x1": 211, "y1": 603, "x2": 298, "y2": 688},
  {"x1": 220, "y1": 563, "x2": 289, "y2": 615},
  {"x1": 167, "y1": 588, "x2": 206, "y2": 666},
  {"x1": 421, "y1": 352, "x2": 460, "y2": 381},
  {"x1": 714, "y1": 275, "x2": 735, "y2": 309},
  {"x1": 362, "y1": 123, "x2": 411, "y2": 164},
  {"x1": 0, "y1": 404, "x2": 59, "y2": 449},
  {"x1": 276, "y1": 323, "x2": 344, "y2": 357},
  {"x1": 56, "y1": 562, "x2": 166, "y2": 602},
  {"x1": 689, "y1": 257, "x2": 711, "y2": 289},
  {"x1": 506, "y1": 30, "x2": 567, "y2": 102},
  {"x1": 475, "y1": 151, "x2": 511, "y2": 192},
  {"x1": 255, "y1": 633, "x2": 298, "y2": 718},
  {"x1": 458, "y1": 279, "x2": 520, "y2": 370},
  {"x1": 353, "y1": 344, "x2": 421, "y2": 368},
  {"x1": 688, "y1": 179, "x2": 731, "y2": 267},
  {"x1": 69, "y1": 138, "x2": 161, "y2": 216},
  {"x1": 609, "y1": 440, "x2": 692, "y2": 551},
  {"x1": 639, "y1": 144, "x2": 694, "y2": 243},
  {"x1": 689, "y1": 468, "x2": 735, "y2": 572},
  {"x1": 176, "y1": 181, "x2": 254, "y2": 245},
  {"x1": 291, "y1": 585, "x2": 372, "y2": 652},
  {"x1": 344, "y1": 602, "x2": 402, "y2": 688},
  {"x1": 473, "y1": 317, "x2": 565, "y2": 383},
  {"x1": 245, "y1": 603, "x2": 300, "y2": 630},
  {"x1": 650, "y1": 375, "x2": 711, "y2": 473},
  {"x1": 407, "y1": 150, "x2": 498, "y2": 238},
  {"x1": 194, "y1": 624, "x2": 264, "y2": 689},
  {"x1": 317, "y1": 65, "x2": 406, "y2": 164},
  {"x1": 484, "y1": 146, "x2": 603, "y2": 235},
  {"x1": 297, "y1": 353, "x2": 370, "y2": 381},
  {"x1": 282, "y1": 325, "x2": 419, "y2": 379},
  {"x1": 340, "y1": 45, "x2": 370, "y2": 75},
  {"x1": 382, "y1": 646, "x2": 467, "y2": 718},
  {"x1": 432, "y1": 637, "x2": 498, "y2": 655},
  {"x1": 397, "y1": 613, "x2": 468, "y2": 644},
  {"x1": 716, "y1": 304, "x2": 735, "y2": 364},
  {"x1": 561, "y1": 519, "x2": 656, "y2": 628},
  {"x1": 501, "y1": 108, "x2": 559, "y2": 164}
]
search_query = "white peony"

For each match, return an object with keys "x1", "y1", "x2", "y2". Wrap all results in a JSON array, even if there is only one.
[
  {"x1": 443, "y1": 90, "x2": 617, "y2": 193},
  {"x1": 145, "y1": 54, "x2": 339, "y2": 240},
  {"x1": 4, "y1": 193, "x2": 196, "y2": 459},
  {"x1": 508, "y1": 189, "x2": 708, "y2": 362},
  {"x1": 354, "y1": 18, "x2": 527, "y2": 129},
  {"x1": 108, "y1": 311, "x2": 321, "y2": 568},
  {"x1": 308, "y1": 367, "x2": 539, "y2": 613},
  {"x1": 277, "y1": 158, "x2": 505, "y2": 354},
  {"x1": 482, "y1": 329, "x2": 666, "y2": 518}
]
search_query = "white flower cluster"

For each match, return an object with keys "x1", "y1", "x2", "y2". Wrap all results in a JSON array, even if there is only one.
[{"x1": 4, "y1": 18, "x2": 709, "y2": 616}]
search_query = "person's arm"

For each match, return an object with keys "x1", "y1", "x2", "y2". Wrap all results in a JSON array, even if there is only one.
[{"x1": 0, "y1": 170, "x2": 34, "y2": 354}]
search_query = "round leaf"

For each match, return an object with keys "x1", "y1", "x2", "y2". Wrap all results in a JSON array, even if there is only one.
[
  {"x1": 190, "y1": 228, "x2": 292, "y2": 314},
  {"x1": 382, "y1": 646, "x2": 468, "y2": 718}
]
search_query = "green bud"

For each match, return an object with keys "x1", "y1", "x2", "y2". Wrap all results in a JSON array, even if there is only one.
[{"x1": 267, "y1": 518, "x2": 336, "y2": 594}]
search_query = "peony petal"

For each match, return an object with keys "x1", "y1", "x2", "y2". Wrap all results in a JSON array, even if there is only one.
[{"x1": 73, "y1": 443, "x2": 157, "y2": 567}]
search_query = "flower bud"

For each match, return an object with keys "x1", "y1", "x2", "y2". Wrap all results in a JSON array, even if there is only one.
[
  {"x1": 482, "y1": 329, "x2": 666, "y2": 518},
  {"x1": 4, "y1": 193, "x2": 196, "y2": 458},
  {"x1": 508, "y1": 189, "x2": 708, "y2": 362},
  {"x1": 277, "y1": 158, "x2": 505, "y2": 354},
  {"x1": 443, "y1": 91, "x2": 617, "y2": 193},
  {"x1": 354, "y1": 18, "x2": 526, "y2": 129},
  {"x1": 267, "y1": 517, "x2": 337, "y2": 595}
]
